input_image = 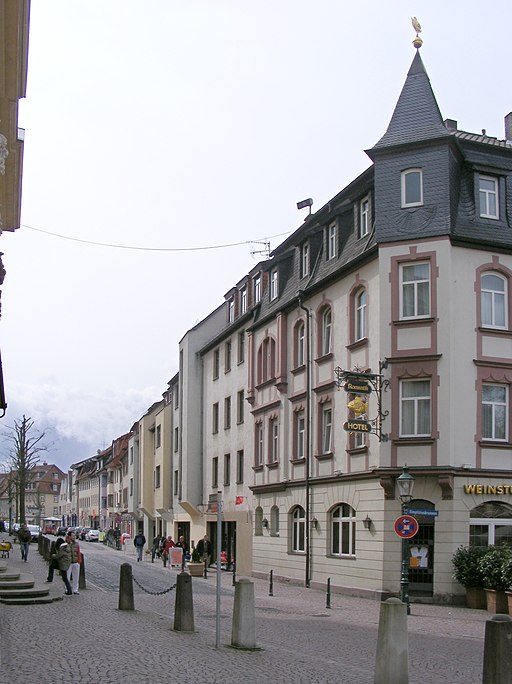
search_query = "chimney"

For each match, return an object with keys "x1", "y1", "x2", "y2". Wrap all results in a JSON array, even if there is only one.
[
  {"x1": 505, "y1": 112, "x2": 512, "y2": 142},
  {"x1": 444, "y1": 118, "x2": 458, "y2": 132}
]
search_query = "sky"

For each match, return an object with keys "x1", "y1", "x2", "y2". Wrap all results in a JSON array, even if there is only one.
[{"x1": 1, "y1": 0, "x2": 511, "y2": 472}]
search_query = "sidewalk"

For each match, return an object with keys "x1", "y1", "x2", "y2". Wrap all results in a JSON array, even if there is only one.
[{"x1": 0, "y1": 534, "x2": 488, "y2": 684}]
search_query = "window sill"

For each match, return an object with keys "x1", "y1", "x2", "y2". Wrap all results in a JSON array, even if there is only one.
[
  {"x1": 393, "y1": 437, "x2": 435, "y2": 446},
  {"x1": 479, "y1": 440, "x2": 512, "y2": 449},
  {"x1": 478, "y1": 326, "x2": 512, "y2": 336},
  {"x1": 315, "y1": 451, "x2": 333, "y2": 461},
  {"x1": 315, "y1": 352, "x2": 334, "y2": 364},
  {"x1": 291, "y1": 364, "x2": 306, "y2": 376},
  {"x1": 328, "y1": 554, "x2": 356, "y2": 561},
  {"x1": 392, "y1": 317, "x2": 435, "y2": 327},
  {"x1": 290, "y1": 457, "x2": 306, "y2": 465},
  {"x1": 346, "y1": 446, "x2": 368, "y2": 455},
  {"x1": 346, "y1": 337, "x2": 368, "y2": 351},
  {"x1": 266, "y1": 461, "x2": 279, "y2": 469},
  {"x1": 252, "y1": 464, "x2": 264, "y2": 472},
  {"x1": 255, "y1": 377, "x2": 277, "y2": 390}
]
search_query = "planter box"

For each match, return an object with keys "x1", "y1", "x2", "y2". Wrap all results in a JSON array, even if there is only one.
[
  {"x1": 506, "y1": 592, "x2": 512, "y2": 614},
  {"x1": 466, "y1": 586, "x2": 487, "y2": 610},
  {"x1": 485, "y1": 588, "x2": 509, "y2": 614},
  {"x1": 187, "y1": 562, "x2": 204, "y2": 578}
]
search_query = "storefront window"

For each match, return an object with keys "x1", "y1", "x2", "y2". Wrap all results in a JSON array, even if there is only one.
[{"x1": 469, "y1": 501, "x2": 512, "y2": 548}]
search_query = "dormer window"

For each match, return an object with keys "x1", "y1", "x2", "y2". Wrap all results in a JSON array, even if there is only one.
[
  {"x1": 479, "y1": 175, "x2": 499, "y2": 219},
  {"x1": 401, "y1": 168, "x2": 423, "y2": 207},
  {"x1": 359, "y1": 196, "x2": 370, "y2": 238},
  {"x1": 327, "y1": 222, "x2": 337, "y2": 260},
  {"x1": 253, "y1": 274, "x2": 261, "y2": 303},
  {"x1": 270, "y1": 269, "x2": 278, "y2": 301},
  {"x1": 301, "y1": 242, "x2": 309, "y2": 278},
  {"x1": 240, "y1": 286, "x2": 247, "y2": 314}
]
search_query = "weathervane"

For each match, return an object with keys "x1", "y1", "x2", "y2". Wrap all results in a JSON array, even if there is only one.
[{"x1": 411, "y1": 16, "x2": 423, "y2": 49}]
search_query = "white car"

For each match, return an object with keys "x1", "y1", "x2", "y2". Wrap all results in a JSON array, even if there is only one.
[
  {"x1": 27, "y1": 525, "x2": 41, "y2": 542},
  {"x1": 85, "y1": 529, "x2": 99, "y2": 542}
]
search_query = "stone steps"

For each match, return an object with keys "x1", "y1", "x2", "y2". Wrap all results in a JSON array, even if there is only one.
[{"x1": 0, "y1": 556, "x2": 63, "y2": 605}]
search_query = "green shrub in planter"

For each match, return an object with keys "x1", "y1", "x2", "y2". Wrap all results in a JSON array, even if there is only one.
[
  {"x1": 191, "y1": 547, "x2": 201, "y2": 563},
  {"x1": 501, "y1": 552, "x2": 512, "y2": 591},
  {"x1": 478, "y1": 546, "x2": 512, "y2": 591},
  {"x1": 452, "y1": 546, "x2": 486, "y2": 588}
]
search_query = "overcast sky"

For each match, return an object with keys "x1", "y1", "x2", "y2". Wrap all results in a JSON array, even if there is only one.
[{"x1": 1, "y1": 0, "x2": 511, "y2": 471}]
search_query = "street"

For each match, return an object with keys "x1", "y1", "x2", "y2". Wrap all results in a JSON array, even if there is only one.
[{"x1": 0, "y1": 538, "x2": 488, "y2": 684}]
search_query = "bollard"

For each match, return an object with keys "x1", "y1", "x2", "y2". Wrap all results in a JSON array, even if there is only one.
[
  {"x1": 78, "y1": 554, "x2": 86, "y2": 590},
  {"x1": 231, "y1": 577, "x2": 260, "y2": 650},
  {"x1": 232, "y1": 560, "x2": 236, "y2": 587},
  {"x1": 118, "y1": 562, "x2": 134, "y2": 610},
  {"x1": 269, "y1": 569, "x2": 273, "y2": 597},
  {"x1": 374, "y1": 598, "x2": 409, "y2": 684},
  {"x1": 482, "y1": 614, "x2": 512, "y2": 684},
  {"x1": 173, "y1": 571, "x2": 195, "y2": 632},
  {"x1": 326, "y1": 577, "x2": 331, "y2": 609}
]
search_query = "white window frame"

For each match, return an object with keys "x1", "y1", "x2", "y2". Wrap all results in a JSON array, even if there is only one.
[
  {"x1": 321, "y1": 405, "x2": 332, "y2": 453},
  {"x1": 269, "y1": 418, "x2": 279, "y2": 463},
  {"x1": 479, "y1": 175, "x2": 499, "y2": 219},
  {"x1": 270, "y1": 269, "x2": 278, "y2": 301},
  {"x1": 240, "y1": 286, "x2": 247, "y2": 314},
  {"x1": 482, "y1": 383, "x2": 508, "y2": 442},
  {"x1": 355, "y1": 289, "x2": 366, "y2": 341},
  {"x1": 481, "y1": 273, "x2": 507, "y2": 329},
  {"x1": 228, "y1": 298, "x2": 235, "y2": 323},
  {"x1": 291, "y1": 506, "x2": 306, "y2": 553},
  {"x1": 400, "y1": 261, "x2": 431, "y2": 319},
  {"x1": 296, "y1": 322, "x2": 305, "y2": 367},
  {"x1": 253, "y1": 274, "x2": 261, "y2": 302},
  {"x1": 331, "y1": 504, "x2": 356, "y2": 557},
  {"x1": 327, "y1": 222, "x2": 336, "y2": 260},
  {"x1": 301, "y1": 242, "x2": 309, "y2": 277},
  {"x1": 255, "y1": 423, "x2": 263, "y2": 466},
  {"x1": 321, "y1": 307, "x2": 332, "y2": 355},
  {"x1": 401, "y1": 168, "x2": 423, "y2": 207},
  {"x1": 400, "y1": 379, "x2": 431, "y2": 437},
  {"x1": 359, "y1": 196, "x2": 370, "y2": 238},
  {"x1": 296, "y1": 411, "x2": 305, "y2": 460}
]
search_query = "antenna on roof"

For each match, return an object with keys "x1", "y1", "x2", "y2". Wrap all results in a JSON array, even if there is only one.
[
  {"x1": 297, "y1": 198, "x2": 313, "y2": 218},
  {"x1": 250, "y1": 240, "x2": 270, "y2": 260}
]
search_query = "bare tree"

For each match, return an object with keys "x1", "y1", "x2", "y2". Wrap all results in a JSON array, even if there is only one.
[{"x1": 2, "y1": 415, "x2": 48, "y2": 524}]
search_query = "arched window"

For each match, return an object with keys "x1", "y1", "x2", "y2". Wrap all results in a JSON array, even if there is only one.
[
  {"x1": 401, "y1": 168, "x2": 423, "y2": 207},
  {"x1": 290, "y1": 506, "x2": 306, "y2": 552},
  {"x1": 257, "y1": 337, "x2": 276, "y2": 384},
  {"x1": 330, "y1": 504, "x2": 356, "y2": 557},
  {"x1": 355, "y1": 289, "x2": 366, "y2": 341},
  {"x1": 270, "y1": 505, "x2": 280, "y2": 536},
  {"x1": 254, "y1": 506, "x2": 264, "y2": 536},
  {"x1": 320, "y1": 307, "x2": 332, "y2": 356},
  {"x1": 481, "y1": 273, "x2": 507, "y2": 329},
  {"x1": 470, "y1": 501, "x2": 512, "y2": 547}
]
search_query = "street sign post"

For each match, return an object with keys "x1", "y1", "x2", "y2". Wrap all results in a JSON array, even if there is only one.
[{"x1": 394, "y1": 515, "x2": 419, "y2": 539}]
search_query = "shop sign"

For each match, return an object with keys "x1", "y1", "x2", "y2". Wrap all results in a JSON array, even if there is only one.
[
  {"x1": 344, "y1": 379, "x2": 371, "y2": 394},
  {"x1": 343, "y1": 419, "x2": 371, "y2": 433},
  {"x1": 464, "y1": 484, "x2": 512, "y2": 495}
]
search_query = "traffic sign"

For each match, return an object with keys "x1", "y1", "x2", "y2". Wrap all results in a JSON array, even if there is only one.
[{"x1": 394, "y1": 515, "x2": 419, "y2": 539}]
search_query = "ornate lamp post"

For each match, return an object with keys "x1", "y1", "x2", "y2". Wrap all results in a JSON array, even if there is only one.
[{"x1": 397, "y1": 466, "x2": 415, "y2": 614}]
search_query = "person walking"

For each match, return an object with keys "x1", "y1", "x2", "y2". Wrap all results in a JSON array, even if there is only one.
[
  {"x1": 17, "y1": 523, "x2": 31, "y2": 562},
  {"x1": 46, "y1": 537, "x2": 65, "y2": 582},
  {"x1": 66, "y1": 530, "x2": 82, "y2": 594},
  {"x1": 133, "y1": 530, "x2": 146, "y2": 562},
  {"x1": 175, "y1": 535, "x2": 189, "y2": 571},
  {"x1": 161, "y1": 535, "x2": 175, "y2": 568},
  {"x1": 196, "y1": 535, "x2": 212, "y2": 566},
  {"x1": 151, "y1": 534, "x2": 162, "y2": 563},
  {"x1": 53, "y1": 537, "x2": 73, "y2": 595}
]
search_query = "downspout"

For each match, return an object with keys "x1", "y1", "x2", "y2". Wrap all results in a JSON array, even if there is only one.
[{"x1": 297, "y1": 290, "x2": 312, "y2": 588}]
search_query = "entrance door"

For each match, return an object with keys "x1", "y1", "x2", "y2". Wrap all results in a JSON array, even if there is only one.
[
  {"x1": 406, "y1": 499, "x2": 435, "y2": 597},
  {"x1": 208, "y1": 521, "x2": 236, "y2": 569}
]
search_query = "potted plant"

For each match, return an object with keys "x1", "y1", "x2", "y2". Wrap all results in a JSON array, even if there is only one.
[
  {"x1": 451, "y1": 545, "x2": 487, "y2": 609},
  {"x1": 478, "y1": 545, "x2": 512, "y2": 614},
  {"x1": 501, "y1": 552, "x2": 512, "y2": 614},
  {"x1": 187, "y1": 546, "x2": 204, "y2": 577}
]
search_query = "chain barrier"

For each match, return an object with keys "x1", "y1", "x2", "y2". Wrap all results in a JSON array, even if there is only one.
[{"x1": 132, "y1": 575, "x2": 177, "y2": 596}]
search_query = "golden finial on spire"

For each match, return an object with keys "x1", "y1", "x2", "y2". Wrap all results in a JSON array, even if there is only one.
[{"x1": 411, "y1": 16, "x2": 423, "y2": 49}]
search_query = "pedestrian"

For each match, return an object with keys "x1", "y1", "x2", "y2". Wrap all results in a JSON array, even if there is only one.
[
  {"x1": 53, "y1": 537, "x2": 73, "y2": 595},
  {"x1": 196, "y1": 535, "x2": 212, "y2": 566},
  {"x1": 66, "y1": 530, "x2": 82, "y2": 594},
  {"x1": 151, "y1": 534, "x2": 162, "y2": 563},
  {"x1": 46, "y1": 537, "x2": 65, "y2": 582},
  {"x1": 161, "y1": 535, "x2": 175, "y2": 568},
  {"x1": 17, "y1": 523, "x2": 31, "y2": 562},
  {"x1": 175, "y1": 535, "x2": 189, "y2": 570},
  {"x1": 133, "y1": 530, "x2": 146, "y2": 562}
]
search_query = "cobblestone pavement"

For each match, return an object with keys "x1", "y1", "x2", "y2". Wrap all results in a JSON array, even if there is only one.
[{"x1": 0, "y1": 535, "x2": 489, "y2": 684}]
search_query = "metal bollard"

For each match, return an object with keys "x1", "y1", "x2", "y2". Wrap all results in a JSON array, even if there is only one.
[
  {"x1": 326, "y1": 577, "x2": 331, "y2": 609},
  {"x1": 269, "y1": 569, "x2": 274, "y2": 597}
]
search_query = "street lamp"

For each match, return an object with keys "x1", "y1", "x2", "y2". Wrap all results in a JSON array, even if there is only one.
[{"x1": 397, "y1": 466, "x2": 415, "y2": 614}]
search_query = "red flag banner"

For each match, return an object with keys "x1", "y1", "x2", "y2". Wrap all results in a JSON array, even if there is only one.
[{"x1": 235, "y1": 496, "x2": 245, "y2": 506}]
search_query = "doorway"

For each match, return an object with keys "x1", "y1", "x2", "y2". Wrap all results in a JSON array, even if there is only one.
[
  {"x1": 208, "y1": 520, "x2": 236, "y2": 569},
  {"x1": 407, "y1": 499, "x2": 435, "y2": 597}
]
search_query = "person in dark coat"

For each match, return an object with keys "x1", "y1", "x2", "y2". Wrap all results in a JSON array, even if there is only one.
[
  {"x1": 46, "y1": 537, "x2": 65, "y2": 582},
  {"x1": 133, "y1": 531, "x2": 146, "y2": 562},
  {"x1": 17, "y1": 524, "x2": 31, "y2": 562},
  {"x1": 196, "y1": 535, "x2": 212, "y2": 566}
]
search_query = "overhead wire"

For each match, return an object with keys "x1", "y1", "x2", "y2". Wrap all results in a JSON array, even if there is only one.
[{"x1": 21, "y1": 223, "x2": 292, "y2": 253}]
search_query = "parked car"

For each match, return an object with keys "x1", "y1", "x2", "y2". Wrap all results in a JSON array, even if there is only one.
[
  {"x1": 77, "y1": 527, "x2": 91, "y2": 540},
  {"x1": 10, "y1": 522, "x2": 20, "y2": 534},
  {"x1": 27, "y1": 524, "x2": 41, "y2": 542},
  {"x1": 85, "y1": 529, "x2": 99, "y2": 542},
  {"x1": 55, "y1": 526, "x2": 67, "y2": 536}
]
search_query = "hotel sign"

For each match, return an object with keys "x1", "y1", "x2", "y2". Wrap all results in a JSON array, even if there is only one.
[{"x1": 343, "y1": 419, "x2": 371, "y2": 433}]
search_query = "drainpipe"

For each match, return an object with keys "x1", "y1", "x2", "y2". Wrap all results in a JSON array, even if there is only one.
[{"x1": 297, "y1": 290, "x2": 312, "y2": 588}]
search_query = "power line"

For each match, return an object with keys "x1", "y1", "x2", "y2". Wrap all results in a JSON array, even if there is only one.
[{"x1": 21, "y1": 223, "x2": 292, "y2": 253}]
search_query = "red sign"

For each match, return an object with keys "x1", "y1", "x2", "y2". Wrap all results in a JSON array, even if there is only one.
[{"x1": 394, "y1": 515, "x2": 419, "y2": 539}]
